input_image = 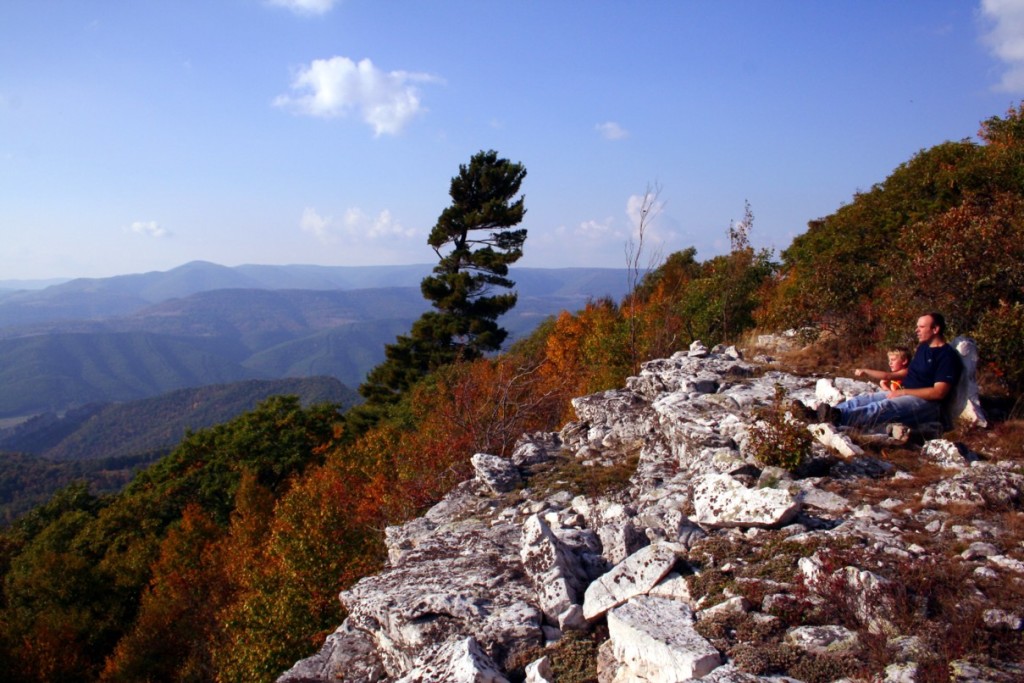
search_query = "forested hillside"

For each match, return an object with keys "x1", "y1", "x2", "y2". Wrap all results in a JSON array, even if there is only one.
[
  {"x1": 0, "y1": 377, "x2": 356, "y2": 524},
  {"x1": 0, "y1": 108, "x2": 1022, "y2": 682},
  {"x1": 0, "y1": 269, "x2": 631, "y2": 418}
]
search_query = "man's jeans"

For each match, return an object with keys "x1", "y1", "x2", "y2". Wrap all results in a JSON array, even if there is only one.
[{"x1": 835, "y1": 391, "x2": 941, "y2": 429}]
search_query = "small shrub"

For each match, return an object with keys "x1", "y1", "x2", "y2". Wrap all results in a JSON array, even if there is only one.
[
  {"x1": 788, "y1": 652, "x2": 863, "y2": 683},
  {"x1": 746, "y1": 385, "x2": 814, "y2": 471},
  {"x1": 685, "y1": 567, "x2": 734, "y2": 608},
  {"x1": 730, "y1": 642, "x2": 800, "y2": 676}
]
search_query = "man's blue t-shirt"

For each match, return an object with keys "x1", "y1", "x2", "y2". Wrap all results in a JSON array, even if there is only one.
[{"x1": 904, "y1": 342, "x2": 962, "y2": 392}]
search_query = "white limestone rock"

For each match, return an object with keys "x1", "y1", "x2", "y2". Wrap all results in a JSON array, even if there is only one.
[
  {"x1": 511, "y1": 433, "x2": 559, "y2": 467},
  {"x1": 815, "y1": 378, "x2": 845, "y2": 406},
  {"x1": 785, "y1": 625, "x2": 860, "y2": 654},
  {"x1": 948, "y1": 659, "x2": 1024, "y2": 682},
  {"x1": 277, "y1": 621, "x2": 385, "y2": 683},
  {"x1": 961, "y1": 542, "x2": 1000, "y2": 560},
  {"x1": 688, "y1": 340, "x2": 710, "y2": 358},
  {"x1": 651, "y1": 394, "x2": 737, "y2": 470},
  {"x1": 795, "y1": 481, "x2": 851, "y2": 514},
  {"x1": 648, "y1": 572, "x2": 695, "y2": 605},
  {"x1": 883, "y1": 662, "x2": 920, "y2": 683},
  {"x1": 606, "y1": 596, "x2": 721, "y2": 682},
  {"x1": 395, "y1": 637, "x2": 509, "y2": 683},
  {"x1": 836, "y1": 566, "x2": 897, "y2": 634},
  {"x1": 282, "y1": 347, "x2": 1014, "y2": 682},
  {"x1": 922, "y1": 465, "x2": 1024, "y2": 507},
  {"x1": 519, "y1": 514, "x2": 586, "y2": 623},
  {"x1": 808, "y1": 422, "x2": 864, "y2": 458},
  {"x1": 524, "y1": 655, "x2": 554, "y2": 683},
  {"x1": 341, "y1": 508, "x2": 544, "y2": 676},
  {"x1": 710, "y1": 344, "x2": 743, "y2": 360},
  {"x1": 921, "y1": 439, "x2": 973, "y2": 469},
  {"x1": 634, "y1": 496, "x2": 706, "y2": 549},
  {"x1": 699, "y1": 596, "x2": 751, "y2": 619},
  {"x1": 557, "y1": 604, "x2": 587, "y2": 631},
  {"x1": 681, "y1": 663, "x2": 767, "y2": 681},
  {"x1": 692, "y1": 473, "x2": 802, "y2": 529},
  {"x1": 568, "y1": 389, "x2": 654, "y2": 444},
  {"x1": 571, "y1": 497, "x2": 646, "y2": 566},
  {"x1": 582, "y1": 543, "x2": 680, "y2": 619},
  {"x1": 472, "y1": 453, "x2": 522, "y2": 494},
  {"x1": 989, "y1": 554, "x2": 1024, "y2": 574},
  {"x1": 983, "y1": 609, "x2": 1024, "y2": 630}
]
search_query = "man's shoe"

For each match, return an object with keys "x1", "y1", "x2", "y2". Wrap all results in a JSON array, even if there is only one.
[
  {"x1": 816, "y1": 403, "x2": 842, "y2": 427},
  {"x1": 792, "y1": 401, "x2": 819, "y2": 422}
]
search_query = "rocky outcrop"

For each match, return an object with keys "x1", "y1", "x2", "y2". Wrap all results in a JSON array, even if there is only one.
[{"x1": 278, "y1": 345, "x2": 1020, "y2": 683}]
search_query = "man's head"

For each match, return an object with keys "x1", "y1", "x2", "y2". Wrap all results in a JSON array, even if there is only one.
[
  {"x1": 887, "y1": 347, "x2": 911, "y2": 371},
  {"x1": 915, "y1": 312, "x2": 946, "y2": 345}
]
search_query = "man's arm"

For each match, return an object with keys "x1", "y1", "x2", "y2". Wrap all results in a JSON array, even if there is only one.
[{"x1": 887, "y1": 381, "x2": 951, "y2": 401}]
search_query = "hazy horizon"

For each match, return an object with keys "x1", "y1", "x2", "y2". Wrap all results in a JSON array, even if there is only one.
[{"x1": 0, "y1": 259, "x2": 636, "y2": 291}]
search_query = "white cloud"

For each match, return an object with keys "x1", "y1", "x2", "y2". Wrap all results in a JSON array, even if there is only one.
[
  {"x1": 127, "y1": 221, "x2": 170, "y2": 238},
  {"x1": 274, "y1": 56, "x2": 441, "y2": 135},
  {"x1": 301, "y1": 206, "x2": 417, "y2": 243},
  {"x1": 575, "y1": 217, "x2": 621, "y2": 240},
  {"x1": 981, "y1": 0, "x2": 1024, "y2": 92},
  {"x1": 300, "y1": 207, "x2": 331, "y2": 240},
  {"x1": 626, "y1": 192, "x2": 665, "y2": 233},
  {"x1": 596, "y1": 121, "x2": 629, "y2": 140},
  {"x1": 266, "y1": 0, "x2": 339, "y2": 16}
]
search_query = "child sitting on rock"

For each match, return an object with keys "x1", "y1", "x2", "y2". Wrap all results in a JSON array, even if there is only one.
[{"x1": 854, "y1": 347, "x2": 910, "y2": 391}]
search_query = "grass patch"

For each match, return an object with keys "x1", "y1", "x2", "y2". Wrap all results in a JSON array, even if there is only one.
[{"x1": 523, "y1": 446, "x2": 641, "y2": 499}]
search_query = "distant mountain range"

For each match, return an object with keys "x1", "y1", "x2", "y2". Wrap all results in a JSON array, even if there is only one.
[{"x1": 0, "y1": 261, "x2": 631, "y2": 419}]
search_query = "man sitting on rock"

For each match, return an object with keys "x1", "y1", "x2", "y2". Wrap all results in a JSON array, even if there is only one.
[{"x1": 819, "y1": 312, "x2": 962, "y2": 429}]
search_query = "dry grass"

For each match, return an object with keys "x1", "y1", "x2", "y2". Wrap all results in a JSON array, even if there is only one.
[
  {"x1": 522, "y1": 446, "x2": 642, "y2": 500},
  {"x1": 504, "y1": 629, "x2": 604, "y2": 683}
]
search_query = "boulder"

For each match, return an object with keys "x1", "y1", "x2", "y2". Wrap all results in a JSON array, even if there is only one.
[
  {"x1": 692, "y1": 473, "x2": 802, "y2": 529},
  {"x1": 808, "y1": 423, "x2": 864, "y2": 458},
  {"x1": 605, "y1": 596, "x2": 721, "y2": 682},
  {"x1": 395, "y1": 637, "x2": 509, "y2": 683},
  {"x1": 523, "y1": 656, "x2": 555, "y2": 683},
  {"x1": 815, "y1": 378, "x2": 845, "y2": 406},
  {"x1": 277, "y1": 621, "x2": 385, "y2": 683},
  {"x1": 922, "y1": 465, "x2": 1024, "y2": 507},
  {"x1": 688, "y1": 340, "x2": 710, "y2": 358},
  {"x1": 785, "y1": 625, "x2": 860, "y2": 654},
  {"x1": 921, "y1": 439, "x2": 974, "y2": 469},
  {"x1": 471, "y1": 453, "x2": 521, "y2": 494},
  {"x1": 519, "y1": 514, "x2": 586, "y2": 623},
  {"x1": 582, "y1": 543, "x2": 680, "y2": 619}
]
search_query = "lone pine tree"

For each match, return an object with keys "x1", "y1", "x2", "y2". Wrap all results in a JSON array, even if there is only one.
[{"x1": 356, "y1": 150, "x2": 527, "y2": 418}]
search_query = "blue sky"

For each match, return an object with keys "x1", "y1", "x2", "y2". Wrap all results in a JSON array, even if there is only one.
[{"x1": 1, "y1": 0, "x2": 1022, "y2": 280}]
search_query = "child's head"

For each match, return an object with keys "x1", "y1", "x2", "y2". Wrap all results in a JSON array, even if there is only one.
[{"x1": 887, "y1": 347, "x2": 911, "y2": 371}]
